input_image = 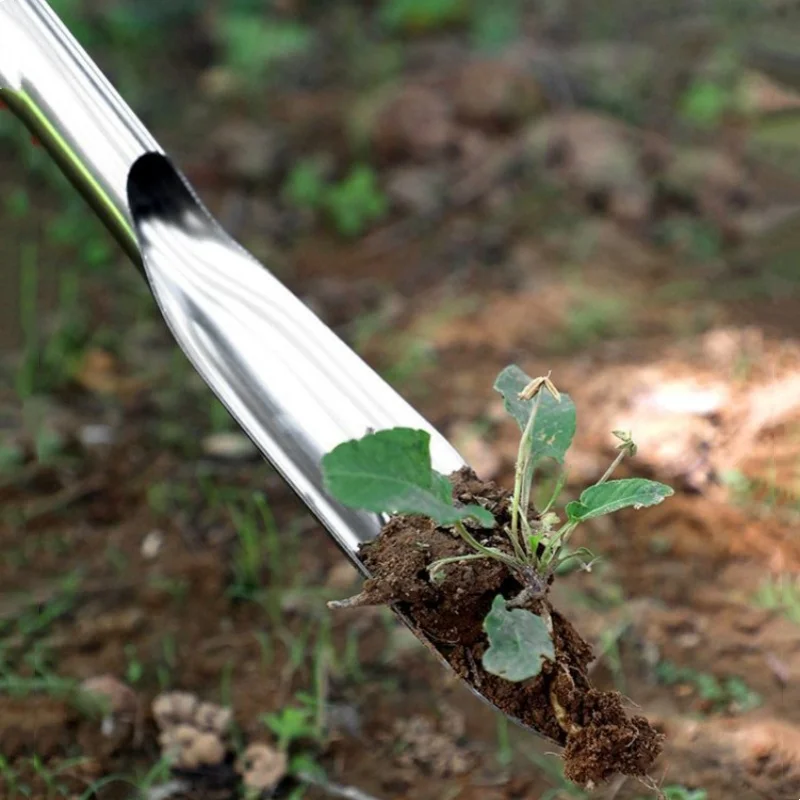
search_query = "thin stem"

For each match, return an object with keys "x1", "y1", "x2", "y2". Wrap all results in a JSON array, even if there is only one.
[
  {"x1": 540, "y1": 469, "x2": 568, "y2": 516},
  {"x1": 597, "y1": 449, "x2": 627, "y2": 486},
  {"x1": 506, "y1": 517, "x2": 528, "y2": 563},
  {"x1": 518, "y1": 514, "x2": 533, "y2": 557},
  {"x1": 519, "y1": 436, "x2": 539, "y2": 525},
  {"x1": 428, "y1": 552, "x2": 490, "y2": 581},
  {"x1": 541, "y1": 521, "x2": 578, "y2": 569},
  {"x1": 554, "y1": 547, "x2": 596, "y2": 573},
  {"x1": 511, "y1": 391, "x2": 543, "y2": 542},
  {"x1": 526, "y1": 531, "x2": 544, "y2": 560},
  {"x1": 538, "y1": 603, "x2": 554, "y2": 636},
  {"x1": 454, "y1": 522, "x2": 518, "y2": 568}
]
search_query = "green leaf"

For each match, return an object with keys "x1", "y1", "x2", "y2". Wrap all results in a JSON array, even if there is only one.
[
  {"x1": 221, "y1": 16, "x2": 312, "y2": 77},
  {"x1": 283, "y1": 161, "x2": 327, "y2": 211},
  {"x1": 493, "y1": 365, "x2": 576, "y2": 464},
  {"x1": 482, "y1": 595, "x2": 554, "y2": 682},
  {"x1": 324, "y1": 165, "x2": 388, "y2": 238},
  {"x1": 0, "y1": 443, "x2": 24, "y2": 473},
  {"x1": 34, "y1": 428, "x2": 65, "y2": 465},
  {"x1": 289, "y1": 752, "x2": 326, "y2": 780},
  {"x1": 566, "y1": 478, "x2": 674, "y2": 522},
  {"x1": 679, "y1": 80, "x2": 729, "y2": 128},
  {"x1": 322, "y1": 427, "x2": 494, "y2": 527},
  {"x1": 379, "y1": 0, "x2": 467, "y2": 32}
]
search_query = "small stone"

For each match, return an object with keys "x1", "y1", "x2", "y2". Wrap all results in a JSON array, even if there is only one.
[
  {"x1": 326, "y1": 703, "x2": 362, "y2": 737},
  {"x1": 159, "y1": 723, "x2": 227, "y2": 769},
  {"x1": 663, "y1": 147, "x2": 755, "y2": 236},
  {"x1": 394, "y1": 715, "x2": 473, "y2": 778},
  {"x1": 237, "y1": 743, "x2": 288, "y2": 792},
  {"x1": 372, "y1": 85, "x2": 454, "y2": 163},
  {"x1": 523, "y1": 112, "x2": 653, "y2": 224},
  {"x1": 199, "y1": 66, "x2": 239, "y2": 99},
  {"x1": 208, "y1": 119, "x2": 284, "y2": 183},
  {"x1": 78, "y1": 424, "x2": 115, "y2": 447},
  {"x1": 454, "y1": 59, "x2": 543, "y2": 129},
  {"x1": 80, "y1": 675, "x2": 139, "y2": 727},
  {"x1": 202, "y1": 432, "x2": 258, "y2": 461},
  {"x1": 385, "y1": 166, "x2": 446, "y2": 216},
  {"x1": 153, "y1": 692, "x2": 199, "y2": 731},
  {"x1": 185, "y1": 731, "x2": 226, "y2": 768},
  {"x1": 194, "y1": 702, "x2": 232, "y2": 735},
  {"x1": 141, "y1": 530, "x2": 164, "y2": 560}
]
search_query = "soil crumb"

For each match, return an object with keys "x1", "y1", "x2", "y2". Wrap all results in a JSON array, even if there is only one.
[{"x1": 342, "y1": 468, "x2": 663, "y2": 788}]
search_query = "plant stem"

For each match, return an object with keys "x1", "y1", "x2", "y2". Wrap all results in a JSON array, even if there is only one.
[
  {"x1": 538, "y1": 603, "x2": 554, "y2": 636},
  {"x1": 540, "y1": 469, "x2": 568, "y2": 516},
  {"x1": 428, "y1": 552, "x2": 489, "y2": 581},
  {"x1": 518, "y1": 513, "x2": 532, "y2": 546},
  {"x1": 511, "y1": 390, "x2": 543, "y2": 546},
  {"x1": 454, "y1": 522, "x2": 518, "y2": 568},
  {"x1": 541, "y1": 522, "x2": 578, "y2": 569},
  {"x1": 508, "y1": 525, "x2": 527, "y2": 563},
  {"x1": 596, "y1": 448, "x2": 627, "y2": 486}
]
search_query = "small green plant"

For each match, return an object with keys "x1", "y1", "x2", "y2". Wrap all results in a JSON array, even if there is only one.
[
  {"x1": 227, "y1": 493, "x2": 279, "y2": 602},
  {"x1": 653, "y1": 217, "x2": 723, "y2": 262},
  {"x1": 283, "y1": 162, "x2": 389, "y2": 238},
  {"x1": 322, "y1": 365, "x2": 673, "y2": 681},
  {"x1": 2, "y1": 570, "x2": 82, "y2": 642},
  {"x1": 262, "y1": 704, "x2": 318, "y2": 752},
  {"x1": 34, "y1": 426, "x2": 66, "y2": 465},
  {"x1": 209, "y1": 397, "x2": 235, "y2": 433},
  {"x1": 755, "y1": 575, "x2": 800, "y2": 624},
  {"x1": 0, "y1": 754, "x2": 92, "y2": 800},
  {"x1": 379, "y1": 0, "x2": 467, "y2": 32},
  {"x1": 470, "y1": 2, "x2": 523, "y2": 52},
  {"x1": 283, "y1": 161, "x2": 328, "y2": 212},
  {"x1": 258, "y1": 696, "x2": 326, "y2": 797},
  {"x1": 324, "y1": 165, "x2": 388, "y2": 237},
  {"x1": 124, "y1": 644, "x2": 144, "y2": 685},
  {"x1": 556, "y1": 293, "x2": 632, "y2": 351},
  {"x1": 15, "y1": 245, "x2": 91, "y2": 399},
  {"x1": 679, "y1": 80, "x2": 732, "y2": 128},
  {"x1": 655, "y1": 660, "x2": 761, "y2": 713},
  {"x1": 220, "y1": 14, "x2": 312, "y2": 84},
  {"x1": 0, "y1": 443, "x2": 25, "y2": 473}
]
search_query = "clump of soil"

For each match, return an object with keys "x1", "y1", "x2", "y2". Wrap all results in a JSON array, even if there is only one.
[{"x1": 334, "y1": 468, "x2": 663, "y2": 788}]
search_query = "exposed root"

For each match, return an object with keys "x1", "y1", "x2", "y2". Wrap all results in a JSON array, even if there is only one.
[
  {"x1": 327, "y1": 592, "x2": 376, "y2": 609},
  {"x1": 550, "y1": 667, "x2": 583, "y2": 737}
]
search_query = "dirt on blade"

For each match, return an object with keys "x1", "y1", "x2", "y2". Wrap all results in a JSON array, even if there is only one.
[{"x1": 337, "y1": 467, "x2": 664, "y2": 788}]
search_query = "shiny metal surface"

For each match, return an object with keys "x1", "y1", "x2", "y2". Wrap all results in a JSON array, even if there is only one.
[
  {"x1": 127, "y1": 152, "x2": 465, "y2": 562},
  {"x1": 0, "y1": 0, "x2": 465, "y2": 566},
  {"x1": 0, "y1": 0, "x2": 158, "y2": 264}
]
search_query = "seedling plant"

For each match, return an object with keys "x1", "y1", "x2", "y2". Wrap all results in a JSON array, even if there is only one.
[
  {"x1": 322, "y1": 364, "x2": 673, "y2": 683},
  {"x1": 283, "y1": 161, "x2": 388, "y2": 238}
]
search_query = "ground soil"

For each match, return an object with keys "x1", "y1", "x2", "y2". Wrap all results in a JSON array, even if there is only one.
[{"x1": 346, "y1": 468, "x2": 663, "y2": 788}]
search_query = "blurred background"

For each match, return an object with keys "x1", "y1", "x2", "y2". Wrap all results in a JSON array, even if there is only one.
[{"x1": 2, "y1": 1, "x2": 800, "y2": 798}]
